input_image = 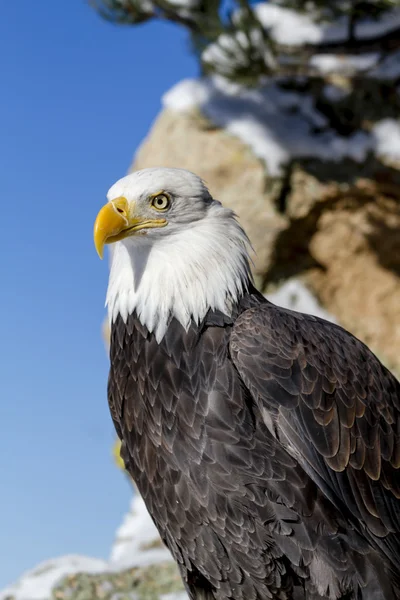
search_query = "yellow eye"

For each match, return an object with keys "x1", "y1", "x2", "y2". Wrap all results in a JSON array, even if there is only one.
[{"x1": 151, "y1": 193, "x2": 170, "y2": 211}]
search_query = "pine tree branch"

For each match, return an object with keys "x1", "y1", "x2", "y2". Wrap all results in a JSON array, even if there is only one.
[
  {"x1": 304, "y1": 23, "x2": 400, "y2": 55},
  {"x1": 90, "y1": 0, "x2": 206, "y2": 31},
  {"x1": 90, "y1": 0, "x2": 399, "y2": 83},
  {"x1": 348, "y1": 2, "x2": 359, "y2": 42}
]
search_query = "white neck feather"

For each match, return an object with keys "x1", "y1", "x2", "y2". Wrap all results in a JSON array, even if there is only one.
[{"x1": 106, "y1": 205, "x2": 252, "y2": 342}]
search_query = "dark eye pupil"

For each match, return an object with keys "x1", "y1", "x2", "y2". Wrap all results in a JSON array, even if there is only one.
[{"x1": 152, "y1": 194, "x2": 169, "y2": 209}]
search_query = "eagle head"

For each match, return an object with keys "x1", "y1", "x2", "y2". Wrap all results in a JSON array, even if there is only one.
[
  {"x1": 94, "y1": 168, "x2": 215, "y2": 258},
  {"x1": 94, "y1": 168, "x2": 252, "y2": 340}
]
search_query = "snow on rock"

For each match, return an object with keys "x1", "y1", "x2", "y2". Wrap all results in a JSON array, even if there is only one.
[
  {"x1": 266, "y1": 279, "x2": 336, "y2": 323},
  {"x1": 254, "y1": 4, "x2": 400, "y2": 47},
  {"x1": 0, "y1": 555, "x2": 107, "y2": 600},
  {"x1": 163, "y1": 79, "x2": 211, "y2": 112},
  {"x1": 163, "y1": 77, "x2": 372, "y2": 176},
  {"x1": 372, "y1": 119, "x2": 400, "y2": 162},
  {"x1": 110, "y1": 493, "x2": 171, "y2": 569}
]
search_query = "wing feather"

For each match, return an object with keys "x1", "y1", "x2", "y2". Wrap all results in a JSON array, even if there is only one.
[{"x1": 230, "y1": 302, "x2": 400, "y2": 560}]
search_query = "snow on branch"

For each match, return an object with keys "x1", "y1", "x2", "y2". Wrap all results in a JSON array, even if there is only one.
[{"x1": 92, "y1": 1, "x2": 400, "y2": 83}]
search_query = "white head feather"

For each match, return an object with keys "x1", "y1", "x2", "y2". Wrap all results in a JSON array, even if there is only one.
[{"x1": 105, "y1": 168, "x2": 253, "y2": 341}]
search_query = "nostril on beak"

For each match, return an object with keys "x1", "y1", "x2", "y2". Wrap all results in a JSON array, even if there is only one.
[{"x1": 111, "y1": 197, "x2": 129, "y2": 220}]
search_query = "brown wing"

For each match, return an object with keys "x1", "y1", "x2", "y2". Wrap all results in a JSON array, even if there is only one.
[{"x1": 230, "y1": 302, "x2": 400, "y2": 561}]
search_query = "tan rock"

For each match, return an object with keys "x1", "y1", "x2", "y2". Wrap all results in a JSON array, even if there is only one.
[{"x1": 307, "y1": 187, "x2": 400, "y2": 370}]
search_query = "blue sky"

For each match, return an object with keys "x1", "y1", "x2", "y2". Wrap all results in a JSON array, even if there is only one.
[{"x1": 0, "y1": 1, "x2": 197, "y2": 588}]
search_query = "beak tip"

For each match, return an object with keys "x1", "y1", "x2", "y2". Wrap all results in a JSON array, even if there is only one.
[
  {"x1": 94, "y1": 235, "x2": 103, "y2": 259},
  {"x1": 95, "y1": 242, "x2": 104, "y2": 260},
  {"x1": 94, "y1": 221, "x2": 105, "y2": 259}
]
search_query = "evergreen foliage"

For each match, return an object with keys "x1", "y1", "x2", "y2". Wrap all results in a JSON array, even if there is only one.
[
  {"x1": 91, "y1": 0, "x2": 400, "y2": 81},
  {"x1": 91, "y1": 0, "x2": 400, "y2": 166}
]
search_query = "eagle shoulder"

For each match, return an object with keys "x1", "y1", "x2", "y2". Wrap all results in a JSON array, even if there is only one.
[{"x1": 230, "y1": 302, "x2": 400, "y2": 548}]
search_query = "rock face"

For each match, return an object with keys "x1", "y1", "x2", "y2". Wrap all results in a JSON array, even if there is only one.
[
  {"x1": 131, "y1": 106, "x2": 400, "y2": 371},
  {"x1": 272, "y1": 165, "x2": 400, "y2": 370}
]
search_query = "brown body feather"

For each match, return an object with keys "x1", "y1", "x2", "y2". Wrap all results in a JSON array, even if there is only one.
[{"x1": 108, "y1": 287, "x2": 400, "y2": 599}]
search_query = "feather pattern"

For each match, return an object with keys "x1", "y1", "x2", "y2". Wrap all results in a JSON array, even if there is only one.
[
  {"x1": 108, "y1": 291, "x2": 400, "y2": 600},
  {"x1": 230, "y1": 302, "x2": 400, "y2": 571}
]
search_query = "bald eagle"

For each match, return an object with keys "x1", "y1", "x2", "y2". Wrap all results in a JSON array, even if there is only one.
[{"x1": 94, "y1": 168, "x2": 400, "y2": 600}]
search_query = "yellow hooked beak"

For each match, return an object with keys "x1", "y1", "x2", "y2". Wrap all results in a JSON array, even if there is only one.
[{"x1": 93, "y1": 196, "x2": 167, "y2": 259}]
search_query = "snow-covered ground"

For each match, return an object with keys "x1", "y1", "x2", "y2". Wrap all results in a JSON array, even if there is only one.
[{"x1": 0, "y1": 556, "x2": 108, "y2": 600}]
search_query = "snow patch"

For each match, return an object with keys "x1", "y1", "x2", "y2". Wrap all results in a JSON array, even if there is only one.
[
  {"x1": 166, "y1": 0, "x2": 200, "y2": 7},
  {"x1": 0, "y1": 556, "x2": 107, "y2": 600},
  {"x1": 161, "y1": 593, "x2": 188, "y2": 600},
  {"x1": 311, "y1": 53, "x2": 379, "y2": 75},
  {"x1": 163, "y1": 77, "x2": 372, "y2": 175},
  {"x1": 163, "y1": 79, "x2": 211, "y2": 112},
  {"x1": 254, "y1": 4, "x2": 321, "y2": 46},
  {"x1": 110, "y1": 494, "x2": 172, "y2": 568},
  {"x1": 373, "y1": 119, "x2": 400, "y2": 161},
  {"x1": 266, "y1": 279, "x2": 336, "y2": 323}
]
